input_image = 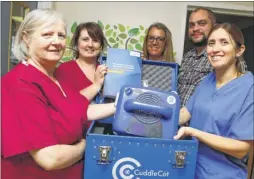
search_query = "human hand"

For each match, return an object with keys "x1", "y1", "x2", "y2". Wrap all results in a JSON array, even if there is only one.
[
  {"x1": 94, "y1": 64, "x2": 108, "y2": 87},
  {"x1": 79, "y1": 138, "x2": 86, "y2": 144},
  {"x1": 173, "y1": 127, "x2": 195, "y2": 140},
  {"x1": 75, "y1": 138, "x2": 86, "y2": 146},
  {"x1": 76, "y1": 139, "x2": 86, "y2": 152}
]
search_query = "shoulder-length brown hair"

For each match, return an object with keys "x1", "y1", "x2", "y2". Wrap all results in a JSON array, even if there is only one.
[
  {"x1": 142, "y1": 22, "x2": 175, "y2": 62},
  {"x1": 71, "y1": 22, "x2": 108, "y2": 59}
]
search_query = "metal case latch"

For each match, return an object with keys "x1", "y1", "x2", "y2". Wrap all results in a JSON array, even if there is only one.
[
  {"x1": 175, "y1": 151, "x2": 186, "y2": 168},
  {"x1": 98, "y1": 146, "x2": 111, "y2": 164}
]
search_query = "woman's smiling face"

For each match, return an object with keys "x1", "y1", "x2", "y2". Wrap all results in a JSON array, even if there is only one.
[
  {"x1": 77, "y1": 29, "x2": 102, "y2": 60},
  {"x1": 25, "y1": 20, "x2": 66, "y2": 63},
  {"x1": 146, "y1": 27, "x2": 166, "y2": 60},
  {"x1": 207, "y1": 28, "x2": 238, "y2": 70}
]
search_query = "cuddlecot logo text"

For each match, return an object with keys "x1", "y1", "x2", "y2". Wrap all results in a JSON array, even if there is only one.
[{"x1": 112, "y1": 157, "x2": 169, "y2": 179}]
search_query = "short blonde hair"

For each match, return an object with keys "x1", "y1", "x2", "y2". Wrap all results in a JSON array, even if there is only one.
[{"x1": 13, "y1": 9, "x2": 66, "y2": 61}]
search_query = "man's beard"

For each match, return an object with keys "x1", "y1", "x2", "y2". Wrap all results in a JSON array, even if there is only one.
[{"x1": 189, "y1": 36, "x2": 207, "y2": 47}]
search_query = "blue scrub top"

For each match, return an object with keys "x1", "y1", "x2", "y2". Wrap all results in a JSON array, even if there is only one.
[{"x1": 186, "y1": 71, "x2": 254, "y2": 179}]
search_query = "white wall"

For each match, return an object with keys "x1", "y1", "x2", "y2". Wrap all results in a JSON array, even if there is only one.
[{"x1": 53, "y1": 1, "x2": 253, "y2": 64}]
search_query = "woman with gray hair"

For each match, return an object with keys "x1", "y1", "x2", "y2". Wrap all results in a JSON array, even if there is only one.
[{"x1": 1, "y1": 9, "x2": 115, "y2": 179}]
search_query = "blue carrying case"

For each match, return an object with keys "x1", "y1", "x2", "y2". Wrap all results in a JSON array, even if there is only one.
[{"x1": 84, "y1": 56, "x2": 198, "y2": 179}]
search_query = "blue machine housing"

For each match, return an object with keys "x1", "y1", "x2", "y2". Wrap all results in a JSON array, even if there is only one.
[
  {"x1": 96, "y1": 57, "x2": 179, "y2": 124},
  {"x1": 113, "y1": 86, "x2": 180, "y2": 139},
  {"x1": 84, "y1": 56, "x2": 198, "y2": 179}
]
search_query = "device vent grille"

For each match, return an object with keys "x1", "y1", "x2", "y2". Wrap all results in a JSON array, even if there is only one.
[{"x1": 135, "y1": 93, "x2": 163, "y2": 124}]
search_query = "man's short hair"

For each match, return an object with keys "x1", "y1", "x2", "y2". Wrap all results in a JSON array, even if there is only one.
[{"x1": 192, "y1": 7, "x2": 216, "y2": 25}]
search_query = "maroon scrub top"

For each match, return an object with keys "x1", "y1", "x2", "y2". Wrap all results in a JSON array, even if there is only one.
[
  {"x1": 55, "y1": 60, "x2": 97, "y2": 130},
  {"x1": 1, "y1": 62, "x2": 89, "y2": 179}
]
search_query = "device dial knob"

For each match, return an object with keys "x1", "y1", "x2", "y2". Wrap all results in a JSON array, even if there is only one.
[{"x1": 124, "y1": 88, "x2": 133, "y2": 96}]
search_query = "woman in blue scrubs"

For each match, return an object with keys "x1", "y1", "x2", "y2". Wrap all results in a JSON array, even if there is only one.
[{"x1": 175, "y1": 23, "x2": 253, "y2": 179}]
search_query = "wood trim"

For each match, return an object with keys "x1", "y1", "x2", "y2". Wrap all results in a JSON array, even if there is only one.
[
  {"x1": 8, "y1": 1, "x2": 31, "y2": 71},
  {"x1": 14, "y1": 1, "x2": 29, "y2": 9}
]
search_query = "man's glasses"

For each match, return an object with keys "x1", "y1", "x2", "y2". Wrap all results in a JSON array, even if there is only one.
[{"x1": 147, "y1": 36, "x2": 166, "y2": 43}]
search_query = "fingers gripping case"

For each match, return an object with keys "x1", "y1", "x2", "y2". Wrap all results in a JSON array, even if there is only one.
[{"x1": 84, "y1": 55, "x2": 198, "y2": 179}]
